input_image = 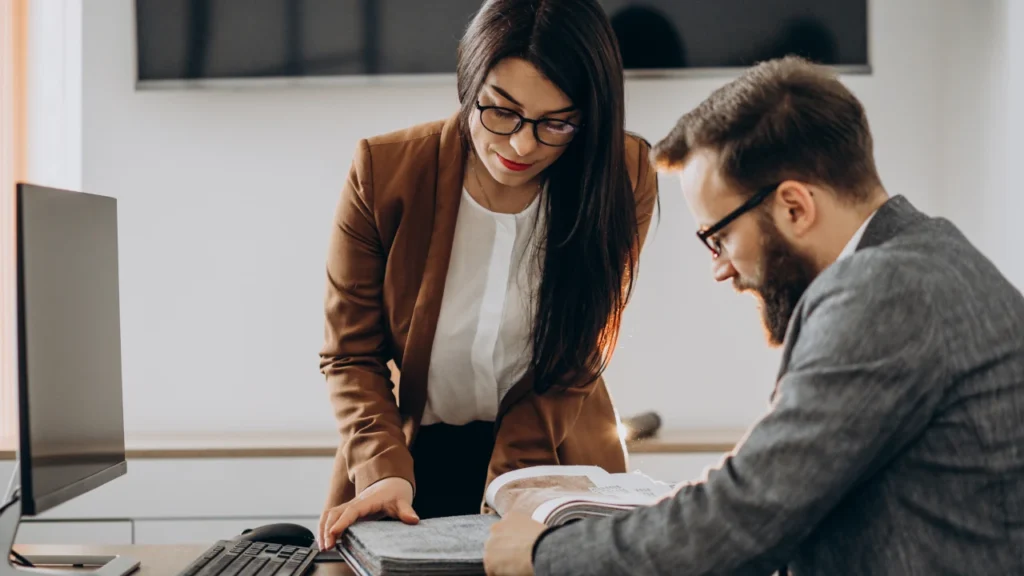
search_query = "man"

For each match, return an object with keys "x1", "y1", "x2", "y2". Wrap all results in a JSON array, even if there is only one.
[{"x1": 483, "y1": 56, "x2": 1024, "y2": 575}]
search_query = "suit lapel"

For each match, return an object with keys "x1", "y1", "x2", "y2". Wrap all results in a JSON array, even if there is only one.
[{"x1": 398, "y1": 114, "x2": 466, "y2": 430}]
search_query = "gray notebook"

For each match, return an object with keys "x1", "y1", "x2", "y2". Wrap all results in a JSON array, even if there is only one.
[{"x1": 336, "y1": 515, "x2": 499, "y2": 576}]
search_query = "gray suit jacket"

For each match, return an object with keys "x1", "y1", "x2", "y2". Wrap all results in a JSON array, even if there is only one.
[{"x1": 532, "y1": 195, "x2": 1024, "y2": 575}]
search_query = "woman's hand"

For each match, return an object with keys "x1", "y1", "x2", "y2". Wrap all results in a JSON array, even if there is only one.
[{"x1": 318, "y1": 477, "x2": 418, "y2": 550}]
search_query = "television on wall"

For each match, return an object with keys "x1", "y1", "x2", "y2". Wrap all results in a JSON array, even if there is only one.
[{"x1": 134, "y1": 0, "x2": 869, "y2": 88}]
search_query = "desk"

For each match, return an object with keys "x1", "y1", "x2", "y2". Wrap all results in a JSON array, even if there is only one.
[{"x1": 12, "y1": 545, "x2": 356, "y2": 576}]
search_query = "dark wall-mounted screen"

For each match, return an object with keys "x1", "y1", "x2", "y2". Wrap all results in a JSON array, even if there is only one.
[{"x1": 135, "y1": 0, "x2": 868, "y2": 83}]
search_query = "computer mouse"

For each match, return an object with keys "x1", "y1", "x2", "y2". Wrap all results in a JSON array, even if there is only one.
[{"x1": 238, "y1": 522, "x2": 316, "y2": 548}]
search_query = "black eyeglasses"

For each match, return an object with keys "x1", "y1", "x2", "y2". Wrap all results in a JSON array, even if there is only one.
[
  {"x1": 475, "y1": 103, "x2": 580, "y2": 147},
  {"x1": 697, "y1": 183, "x2": 779, "y2": 257}
]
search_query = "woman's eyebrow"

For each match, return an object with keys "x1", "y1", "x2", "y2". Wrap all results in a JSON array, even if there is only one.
[{"x1": 487, "y1": 84, "x2": 578, "y2": 115}]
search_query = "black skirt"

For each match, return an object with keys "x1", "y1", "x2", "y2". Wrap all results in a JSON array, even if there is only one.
[{"x1": 409, "y1": 420, "x2": 495, "y2": 519}]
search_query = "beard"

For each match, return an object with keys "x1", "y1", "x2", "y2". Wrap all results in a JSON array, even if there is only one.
[{"x1": 734, "y1": 218, "x2": 818, "y2": 347}]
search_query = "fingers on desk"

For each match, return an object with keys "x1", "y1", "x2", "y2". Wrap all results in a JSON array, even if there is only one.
[
  {"x1": 320, "y1": 499, "x2": 421, "y2": 550},
  {"x1": 323, "y1": 500, "x2": 383, "y2": 549}
]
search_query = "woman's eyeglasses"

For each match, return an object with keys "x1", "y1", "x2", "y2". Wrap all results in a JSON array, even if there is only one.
[
  {"x1": 476, "y1": 103, "x2": 580, "y2": 147},
  {"x1": 697, "y1": 183, "x2": 779, "y2": 257}
]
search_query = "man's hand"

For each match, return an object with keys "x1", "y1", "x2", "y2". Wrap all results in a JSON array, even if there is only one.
[
  {"x1": 484, "y1": 512, "x2": 547, "y2": 576},
  {"x1": 318, "y1": 477, "x2": 418, "y2": 550}
]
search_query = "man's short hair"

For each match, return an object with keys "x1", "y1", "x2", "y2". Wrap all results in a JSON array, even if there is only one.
[{"x1": 652, "y1": 55, "x2": 881, "y2": 201}]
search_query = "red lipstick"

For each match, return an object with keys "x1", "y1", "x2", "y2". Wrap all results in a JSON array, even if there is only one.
[{"x1": 497, "y1": 154, "x2": 532, "y2": 172}]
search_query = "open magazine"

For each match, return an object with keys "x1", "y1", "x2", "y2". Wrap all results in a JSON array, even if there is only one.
[
  {"x1": 484, "y1": 465, "x2": 677, "y2": 525},
  {"x1": 336, "y1": 465, "x2": 677, "y2": 575}
]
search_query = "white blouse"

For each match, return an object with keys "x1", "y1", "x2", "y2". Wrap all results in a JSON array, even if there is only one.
[{"x1": 421, "y1": 187, "x2": 545, "y2": 426}]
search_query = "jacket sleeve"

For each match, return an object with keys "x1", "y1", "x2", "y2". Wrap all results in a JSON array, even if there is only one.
[
  {"x1": 531, "y1": 266, "x2": 947, "y2": 575},
  {"x1": 485, "y1": 137, "x2": 660, "y2": 486},
  {"x1": 320, "y1": 139, "x2": 414, "y2": 506}
]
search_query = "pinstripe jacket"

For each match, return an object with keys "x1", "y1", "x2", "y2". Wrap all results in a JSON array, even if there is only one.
[{"x1": 532, "y1": 195, "x2": 1024, "y2": 575}]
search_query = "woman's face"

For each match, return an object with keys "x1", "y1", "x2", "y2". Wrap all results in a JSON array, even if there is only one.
[{"x1": 469, "y1": 57, "x2": 581, "y2": 187}]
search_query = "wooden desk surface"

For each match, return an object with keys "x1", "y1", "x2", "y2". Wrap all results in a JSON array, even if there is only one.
[
  {"x1": 12, "y1": 545, "x2": 355, "y2": 576},
  {"x1": 0, "y1": 429, "x2": 744, "y2": 460}
]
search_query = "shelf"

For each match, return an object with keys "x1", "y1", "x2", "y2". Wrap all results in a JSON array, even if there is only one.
[{"x1": 0, "y1": 428, "x2": 745, "y2": 460}]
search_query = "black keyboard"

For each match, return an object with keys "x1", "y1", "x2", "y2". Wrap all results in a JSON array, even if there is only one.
[{"x1": 176, "y1": 539, "x2": 317, "y2": 576}]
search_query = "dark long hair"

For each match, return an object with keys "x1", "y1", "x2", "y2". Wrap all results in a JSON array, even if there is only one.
[{"x1": 456, "y1": 0, "x2": 639, "y2": 394}]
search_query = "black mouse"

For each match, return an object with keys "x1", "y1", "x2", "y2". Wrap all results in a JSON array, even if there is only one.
[{"x1": 238, "y1": 522, "x2": 316, "y2": 548}]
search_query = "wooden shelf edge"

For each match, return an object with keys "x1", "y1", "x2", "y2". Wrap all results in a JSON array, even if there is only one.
[{"x1": 0, "y1": 428, "x2": 747, "y2": 460}]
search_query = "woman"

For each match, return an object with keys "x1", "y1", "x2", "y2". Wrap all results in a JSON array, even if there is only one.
[{"x1": 317, "y1": 0, "x2": 658, "y2": 550}]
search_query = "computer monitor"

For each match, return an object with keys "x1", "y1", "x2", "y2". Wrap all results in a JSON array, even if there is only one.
[{"x1": 1, "y1": 183, "x2": 139, "y2": 576}]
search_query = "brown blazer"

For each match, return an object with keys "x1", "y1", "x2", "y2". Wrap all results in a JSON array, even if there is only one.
[{"x1": 319, "y1": 113, "x2": 659, "y2": 510}]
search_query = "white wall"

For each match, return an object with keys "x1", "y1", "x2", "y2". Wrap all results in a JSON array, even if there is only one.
[
  {"x1": 990, "y1": 0, "x2": 1024, "y2": 289},
  {"x1": 84, "y1": 0, "x2": 458, "y2": 435},
  {"x1": 934, "y1": 0, "x2": 1023, "y2": 289},
  {"x1": 25, "y1": 0, "x2": 81, "y2": 191},
  {"x1": 1006, "y1": 1, "x2": 1024, "y2": 290},
  {"x1": 608, "y1": 0, "x2": 947, "y2": 429},
  {"x1": 1, "y1": 0, "x2": 83, "y2": 437},
  {"x1": 936, "y1": 0, "x2": 1007, "y2": 281},
  {"x1": 76, "y1": 0, "x2": 996, "y2": 437}
]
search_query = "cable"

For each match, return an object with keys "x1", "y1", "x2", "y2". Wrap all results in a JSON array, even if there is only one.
[
  {"x1": 2, "y1": 494, "x2": 30, "y2": 567},
  {"x1": 2, "y1": 461, "x2": 17, "y2": 504},
  {"x1": 8, "y1": 550, "x2": 33, "y2": 567},
  {"x1": 0, "y1": 493, "x2": 17, "y2": 516}
]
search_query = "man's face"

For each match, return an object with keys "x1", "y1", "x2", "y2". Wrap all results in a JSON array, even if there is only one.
[{"x1": 680, "y1": 149, "x2": 818, "y2": 346}]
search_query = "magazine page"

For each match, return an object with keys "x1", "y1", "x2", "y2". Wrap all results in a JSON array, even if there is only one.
[
  {"x1": 485, "y1": 465, "x2": 612, "y2": 518},
  {"x1": 529, "y1": 472, "x2": 676, "y2": 525},
  {"x1": 485, "y1": 465, "x2": 675, "y2": 524}
]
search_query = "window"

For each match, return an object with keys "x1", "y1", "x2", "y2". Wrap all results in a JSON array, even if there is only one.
[{"x1": 0, "y1": 0, "x2": 26, "y2": 441}]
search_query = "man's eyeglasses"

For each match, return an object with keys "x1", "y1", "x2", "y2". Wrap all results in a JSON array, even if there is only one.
[
  {"x1": 697, "y1": 183, "x2": 779, "y2": 257},
  {"x1": 476, "y1": 103, "x2": 580, "y2": 147}
]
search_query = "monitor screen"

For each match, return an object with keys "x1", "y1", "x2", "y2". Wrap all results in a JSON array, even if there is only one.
[
  {"x1": 16, "y1": 184, "x2": 127, "y2": 516},
  {"x1": 134, "y1": 0, "x2": 868, "y2": 84}
]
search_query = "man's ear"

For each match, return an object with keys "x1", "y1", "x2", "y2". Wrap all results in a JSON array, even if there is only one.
[{"x1": 772, "y1": 180, "x2": 817, "y2": 238}]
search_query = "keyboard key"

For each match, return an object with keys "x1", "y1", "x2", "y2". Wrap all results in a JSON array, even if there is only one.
[
  {"x1": 195, "y1": 553, "x2": 239, "y2": 576},
  {"x1": 255, "y1": 558, "x2": 285, "y2": 576},
  {"x1": 178, "y1": 539, "x2": 314, "y2": 576},
  {"x1": 220, "y1": 555, "x2": 253, "y2": 576},
  {"x1": 180, "y1": 554, "x2": 215, "y2": 576},
  {"x1": 237, "y1": 556, "x2": 268, "y2": 576},
  {"x1": 275, "y1": 561, "x2": 304, "y2": 576}
]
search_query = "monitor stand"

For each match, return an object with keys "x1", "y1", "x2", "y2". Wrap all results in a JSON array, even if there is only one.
[{"x1": 1, "y1": 495, "x2": 140, "y2": 576}]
